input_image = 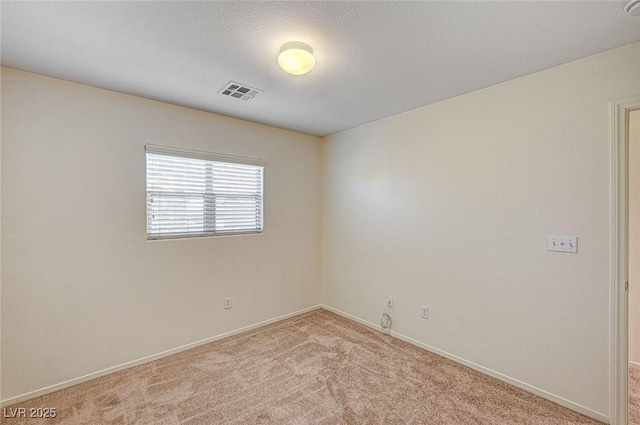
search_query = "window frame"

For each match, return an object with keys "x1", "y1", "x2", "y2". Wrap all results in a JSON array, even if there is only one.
[{"x1": 145, "y1": 144, "x2": 265, "y2": 240}]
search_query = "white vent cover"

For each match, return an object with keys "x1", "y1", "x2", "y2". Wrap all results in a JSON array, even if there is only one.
[{"x1": 219, "y1": 81, "x2": 263, "y2": 101}]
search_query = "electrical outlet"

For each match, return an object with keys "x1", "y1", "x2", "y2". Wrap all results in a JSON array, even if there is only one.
[
  {"x1": 224, "y1": 297, "x2": 232, "y2": 309},
  {"x1": 421, "y1": 306, "x2": 429, "y2": 319},
  {"x1": 387, "y1": 296, "x2": 394, "y2": 308}
]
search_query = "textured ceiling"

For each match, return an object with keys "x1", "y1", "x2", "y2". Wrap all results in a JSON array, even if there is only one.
[{"x1": 2, "y1": 1, "x2": 640, "y2": 137}]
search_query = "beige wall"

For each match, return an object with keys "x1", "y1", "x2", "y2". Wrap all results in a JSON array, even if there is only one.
[
  {"x1": 321, "y1": 43, "x2": 640, "y2": 419},
  {"x1": 0, "y1": 68, "x2": 321, "y2": 401},
  {"x1": 630, "y1": 109, "x2": 640, "y2": 364}
]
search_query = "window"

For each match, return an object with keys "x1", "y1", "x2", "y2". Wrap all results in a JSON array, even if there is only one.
[{"x1": 145, "y1": 144, "x2": 264, "y2": 240}]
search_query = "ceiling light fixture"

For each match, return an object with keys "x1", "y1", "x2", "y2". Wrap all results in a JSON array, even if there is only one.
[
  {"x1": 277, "y1": 42, "x2": 316, "y2": 76},
  {"x1": 625, "y1": 0, "x2": 640, "y2": 16}
]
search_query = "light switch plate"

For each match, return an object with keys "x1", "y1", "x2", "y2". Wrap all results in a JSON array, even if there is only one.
[{"x1": 547, "y1": 236, "x2": 578, "y2": 253}]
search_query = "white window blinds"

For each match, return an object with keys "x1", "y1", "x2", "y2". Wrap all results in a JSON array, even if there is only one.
[{"x1": 145, "y1": 145, "x2": 264, "y2": 239}]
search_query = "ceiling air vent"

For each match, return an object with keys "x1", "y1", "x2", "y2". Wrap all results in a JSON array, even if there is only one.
[{"x1": 219, "y1": 81, "x2": 263, "y2": 101}]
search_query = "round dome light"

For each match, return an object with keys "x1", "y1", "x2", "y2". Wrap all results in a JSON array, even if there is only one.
[
  {"x1": 277, "y1": 42, "x2": 316, "y2": 76},
  {"x1": 625, "y1": 0, "x2": 640, "y2": 16}
]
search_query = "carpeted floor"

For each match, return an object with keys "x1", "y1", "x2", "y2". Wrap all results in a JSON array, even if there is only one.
[
  {"x1": 4, "y1": 309, "x2": 603, "y2": 424},
  {"x1": 630, "y1": 363, "x2": 640, "y2": 425}
]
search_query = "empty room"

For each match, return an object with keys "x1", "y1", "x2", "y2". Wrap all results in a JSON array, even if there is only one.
[{"x1": 2, "y1": 1, "x2": 640, "y2": 424}]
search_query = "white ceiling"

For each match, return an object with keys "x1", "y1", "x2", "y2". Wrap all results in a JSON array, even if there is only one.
[{"x1": 2, "y1": 1, "x2": 640, "y2": 137}]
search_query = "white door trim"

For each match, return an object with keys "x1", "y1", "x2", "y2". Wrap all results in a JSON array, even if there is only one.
[{"x1": 611, "y1": 95, "x2": 640, "y2": 425}]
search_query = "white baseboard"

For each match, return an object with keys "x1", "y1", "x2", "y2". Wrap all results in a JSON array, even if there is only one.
[
  {"x1": 1, "y1": 305, "x2": 322, "y2": 407},
  {"x1": 630, "y1": 360, "x2": 640, "y2": 368},
  {"x1": 320, "y1": 304, "x2": 609, "y2": 424}
]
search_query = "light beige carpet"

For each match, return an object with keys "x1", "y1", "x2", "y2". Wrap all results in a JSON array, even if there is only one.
[
  {"x1": 630, "y1": 363, "x2": 640, "y2": 425},
  {"x1": 5, "y1": 309, "x2": 602, "y2": 424}
]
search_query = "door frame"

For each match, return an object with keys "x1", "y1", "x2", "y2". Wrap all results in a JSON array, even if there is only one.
[{"x1": 612, "y1": 95, "x2": 640, "y2": 425}]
